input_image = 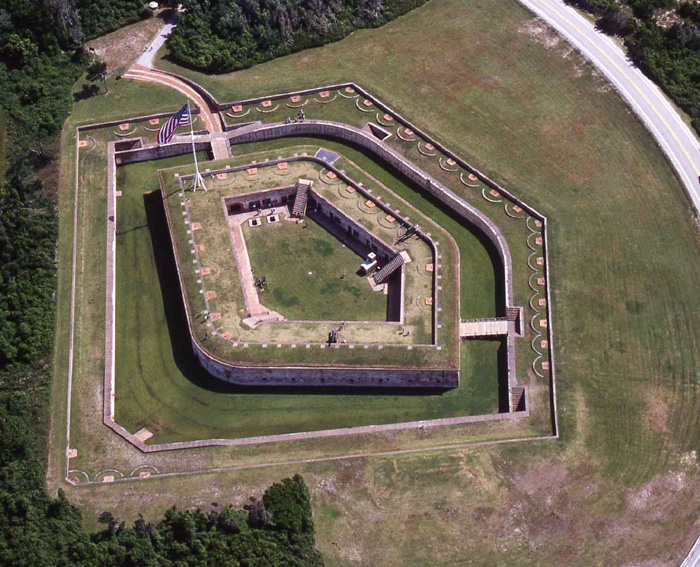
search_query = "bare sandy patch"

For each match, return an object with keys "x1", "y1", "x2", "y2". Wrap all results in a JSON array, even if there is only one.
[
  {"x1": 86, "y1": 15, "x2": 167, "y2": 73},
  {"x1": 518, "y1": 18, "x2": 562, "y2": 50},
  {"x1": 515, "y1": 461, "x2": 569, "y2": 496},
  {"x1": 644, "y1": 386, "x2": 669, "y2": 433},
  {"x1": 654, "y1": 7, "x2": 682, "y2": 29},
  {"x1": 626, "y1": 471, "x2": 696, "y2": 522}
]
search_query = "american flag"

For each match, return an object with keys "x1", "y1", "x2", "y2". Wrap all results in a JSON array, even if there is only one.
[{"x1": 157, "y1": 103, "x2": 191, "y2": 145}]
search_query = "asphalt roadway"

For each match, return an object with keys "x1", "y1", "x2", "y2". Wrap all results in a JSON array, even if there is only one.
[
  {"x1": 682, "y1": 538, "x2": 700, "y2": 567},
  {"x1": 516, "y1": 0, "x2": 700, "y2": 218},
  {"x1": 514, "y1": 0, "x2": 700, "y2": 564}
]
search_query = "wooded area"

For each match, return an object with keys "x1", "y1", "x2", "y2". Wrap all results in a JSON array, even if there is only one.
[
  {"x1": 167, "y1": 0, "x2": 429, "y2": 72},
  {"x1": 567, "y1": 0, "x2": 700, "y2": 133},
  {"x1": 0, "y1": 1, "x2": 322, "y2": 564},
  {"x1": 2, "y1": 0, "x2": 700, "y2": 561},
  {"x1": 165, "y1": 0, "x2": 700, "y2": 133}
]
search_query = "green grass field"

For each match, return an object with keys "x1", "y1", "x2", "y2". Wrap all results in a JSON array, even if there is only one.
[
  {"x1": 48, "y1": 0, "x2": 700, "y2": 564},
  {"x1": 160, "y1": 146, "x2": 458, "y2": 365},
  {"x1": 112, "y1": 141, "x2": 502, "y2": 442},
  {"x1": 244, "y1": 216, "x2": 388, "y2": 322},
  {"x1": 156, "y1": 0, "x2": 700, "y2": 482}
]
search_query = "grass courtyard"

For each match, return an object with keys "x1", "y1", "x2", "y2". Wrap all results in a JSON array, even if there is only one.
[
  {"x1": 243, "y1": 216, "x2": 388, "y2": 322},
  {"x1": 161, "y1": 148, "x2": 453, "y2": 361},
  {"x1": 47, "y1": 0, "x2": 700, "y2": 564}
]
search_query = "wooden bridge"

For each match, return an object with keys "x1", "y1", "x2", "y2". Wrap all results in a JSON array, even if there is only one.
[{"x1": 459, "y1": 318, "x2": 509, "y2": 338}]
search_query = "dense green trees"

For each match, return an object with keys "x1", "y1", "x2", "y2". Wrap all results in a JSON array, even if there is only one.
[
  {"x1": 0, "y1": 3, "x2": 323, "y2": 566},
  {"x1": 0, "y1": 21, "x2": 85, "y2": 558},
  {"x1": 0, "y1": 396, "x2": 323, "y2": 566},
  {"x1": 565, "y1": 0, "x2": 700, "y2": 133},
  {"x1": 167, "y1": 0, "x2": 429, "y2": 72},
  {"x1": 75, "y1": 0, "x2": 146, "y2": 40},
  {"x1": 0, "y1": 1, "x2": 88, "y2": 370},
  {"x1": 168, "y1": 0, "x2": 700, "y2": 133}
]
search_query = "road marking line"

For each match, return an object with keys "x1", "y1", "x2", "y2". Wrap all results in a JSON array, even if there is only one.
[{"x1": 538, "y1": 0, "x2": 700, "y2": 175}]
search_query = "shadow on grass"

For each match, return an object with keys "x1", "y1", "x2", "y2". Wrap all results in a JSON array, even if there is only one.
[
  {"x1": 497, "y1": 340, "x2": 510, "y2": 413},
  {"x1": 143, "y1": 190, "x2": 447, "y2": 397}
]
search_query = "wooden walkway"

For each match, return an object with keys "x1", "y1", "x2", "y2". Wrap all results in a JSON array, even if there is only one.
[{"x1": 459, "y1": 318, "x2": 509, "y2": 338}]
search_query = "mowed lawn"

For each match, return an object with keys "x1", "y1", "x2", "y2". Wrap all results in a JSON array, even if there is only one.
[
  {"x1": 157, "y1": 0, "x2": 700, "y2": 483},
  {"x1": 234, "y1": 137, "x2": 499, "y2": 320},
  {"x1": 244, "y1": 216, "x2": 388, "y2": 322},
  {"x1": 113, "y1": 145, "x2": 502, "y2": 442},
  {"x1": 148, "y1": 0, "x2": 700, "y2": 564},
  {"x1": 50, "y1": 0, "x2": 700, "y2": 565}
]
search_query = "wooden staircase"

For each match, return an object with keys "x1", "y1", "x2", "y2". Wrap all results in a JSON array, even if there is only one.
[
  {"x1": 372, "y1": 254, "x2": 405, "y2": 286},
  {"x1": 292, "y1": 182, "x2": 310, "y2": 218}
]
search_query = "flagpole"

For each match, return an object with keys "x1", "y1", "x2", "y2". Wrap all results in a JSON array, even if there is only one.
[{"x1": 188, "y1": 99, "x2": 206, "y2": 192}]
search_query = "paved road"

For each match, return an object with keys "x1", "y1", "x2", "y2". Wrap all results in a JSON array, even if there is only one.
[
  {"x1": 516, "y1": 0, "x2": 700, "y2": 217},
  {"x1": 682, "y1": 537, "x2": 700, "y2": 567},
  {"x1": 136, "y1": 13, "x2": 176, "y2": 68},
  {"x1": 515, "y1": 1, "x2": 700, "y2": 564}
]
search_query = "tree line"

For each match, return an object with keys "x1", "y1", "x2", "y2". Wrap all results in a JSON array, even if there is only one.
[
  {"x1": 565, "y1": 0, "x2": 700, "y2": 134},
  {"x1": 167, "y1": 0, "x2": 428, "y2": 72},
  {"x1": 167, "y1": 0, "x2": 700, "y2": 135},
  {"x1": 0, "y1": 1, "x2": 322, "y2": 564},
  {"x1": 0, "y1": 397, "x2": 323, "y2": 567}
]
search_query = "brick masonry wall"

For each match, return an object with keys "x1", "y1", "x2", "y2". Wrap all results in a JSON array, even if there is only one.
[
  {"x1": 228, "y1": 120, "x2": 515, "y2": 308},
  {"x1": 226, "y1": 121, "x2": 519, "y2": 391},
  {"x1": 192, "y1": 339, "x2": 458, "y2": 388},
  {"x1": 115, "y1": 140, "x2": 212, "y2": 165}
]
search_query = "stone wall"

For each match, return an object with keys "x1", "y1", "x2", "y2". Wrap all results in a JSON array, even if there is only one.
[
  {"x1": 226, "y1": 121, "x2": 519, "y2": 390},
  {"x1": 223, "y1": 185, "x2": 296, "y2": 213},
  {"x1": 229, "y1": 120, "x2": 514, "y2": 308},
  {"x1": 115, "y1": 140, "x2": 212, "y2": 165},
  {"x1": 113, "y1": 138, "x2": 142, "y2": 152},
  {"x1": 192, "y1": 339, "x2": 458, "y2": 389},
  {"x1": 186, "y1": 154, "x2": 447, "y2": 347},
  {"x1": 79, "y1": 108, "x2": 203, "y2": 132},
  {"x1": 309, "y1": 190, "x2": 395, "y2": 260}
]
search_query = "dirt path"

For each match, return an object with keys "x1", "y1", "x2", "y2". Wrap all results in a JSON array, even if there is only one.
[{"x1": 86, "y1": 16, "x2": 166, "y2": 72}]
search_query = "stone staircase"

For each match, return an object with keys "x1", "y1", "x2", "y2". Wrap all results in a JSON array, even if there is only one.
[
  {"x1": 210, "y1": 136, "x2": 231, "y2": 161},
  {"x1": 510, "y1": 386, "x2": 526, "y2": 412},
  {"x1": 506, "y1": 306, "x2": 523, "y2": 336}
]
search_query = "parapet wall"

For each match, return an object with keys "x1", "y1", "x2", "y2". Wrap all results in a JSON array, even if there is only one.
[
  {"x1": 219, "y1": 84, "x2": 557, "y2": 432},
  {"x1": 223, "y1": 185, "x2": 296, "y2": 212},
  {"x1": 179, "y1": 154, "x2": 444, "y2": 344},
  {"x1": 115, "y1": 139, "x2": 212, "y2": 165},
  {"x1": 226, "y1": 120, "x2": 519, "y2": 392},
  {"x1": 192, "y1": 339, "x2": 458, "y2": 388},
  {"x1": 229, "y1": 119, "x2": 514, "y2": 308},
  {"x1": 309, "y1": 190, "x2": 395, "y2": 260}
]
